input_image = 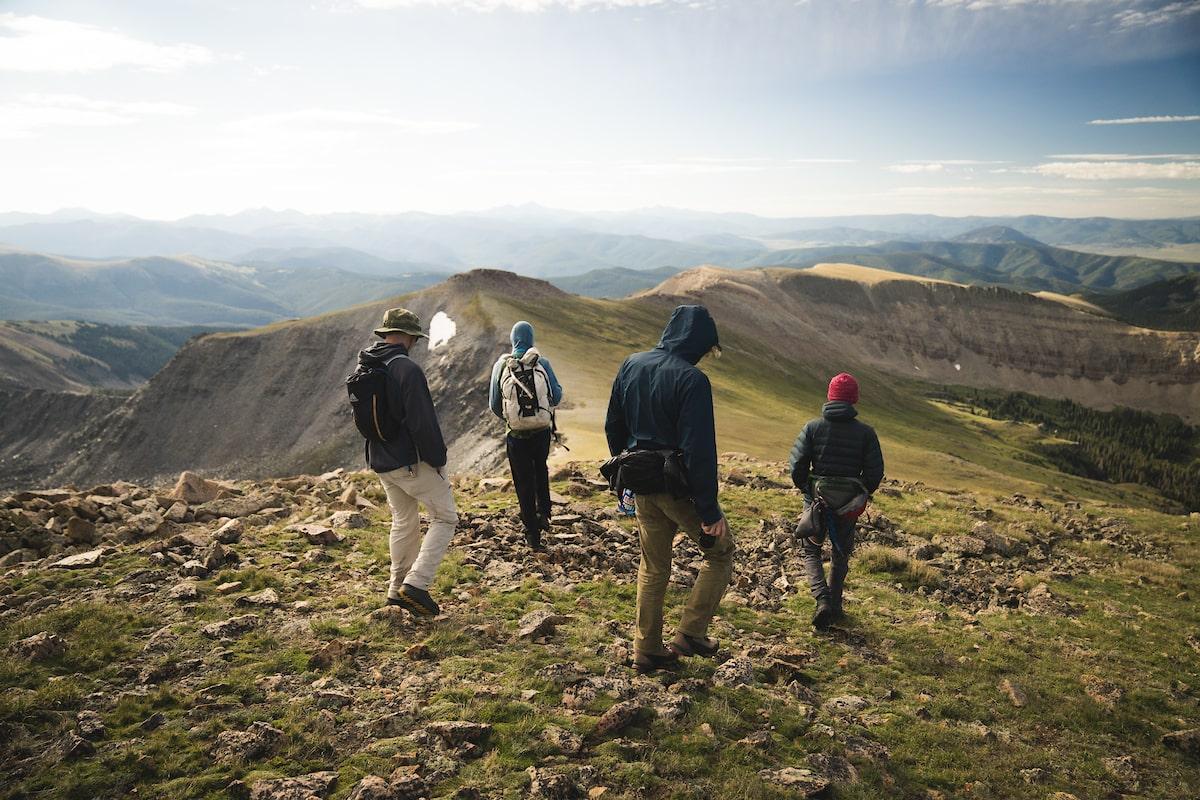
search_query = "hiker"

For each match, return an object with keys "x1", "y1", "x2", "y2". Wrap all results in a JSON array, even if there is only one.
[
  {"x1": 789, "y1": 372, "x2": 885, "y2": 630},
  {"x1": 488, "y1": 321, "x2": 563, "y2": 551},
  {"x1": 603, "y1": 305, "x2": 735, "y2": 674},
  {"x1": 350, "y1": 308, "x2": 458, "y2": 617}
]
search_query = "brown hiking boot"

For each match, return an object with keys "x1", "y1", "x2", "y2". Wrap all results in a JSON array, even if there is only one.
[
  {"x1": 669, "y1": 632, "x2": 719, "y2": 658},
  {"x1": 633, "y1": 650, "x2": 681, "y2": 674}
]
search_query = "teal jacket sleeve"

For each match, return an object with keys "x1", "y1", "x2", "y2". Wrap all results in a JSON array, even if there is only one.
[{"x1": 488, "y1": 357, "x2": 505, "y2": 419}]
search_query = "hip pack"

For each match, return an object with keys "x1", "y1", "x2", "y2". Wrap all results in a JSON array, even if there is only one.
[
  {"x1": 600, "y1": 449, "x2": 690, "y2": 499},
  {"x1": 795, "y1": 476, "x2": 870, "y2": 552}
]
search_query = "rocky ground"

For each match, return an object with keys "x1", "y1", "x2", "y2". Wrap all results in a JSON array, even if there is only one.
[{"x1": 2, "y1": 457, "x2": 1199, "y2": 799}]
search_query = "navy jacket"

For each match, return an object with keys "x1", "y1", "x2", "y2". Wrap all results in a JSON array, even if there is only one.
[
  {"x1": 789, "y1": 401, "x2": 885, "y2": 496},
  {"x1": 358, "y1": 341, "x2": 448, "y2": 472},
  {"x1": 604, "y1": 305, "x2": 722, "y2": 524}
]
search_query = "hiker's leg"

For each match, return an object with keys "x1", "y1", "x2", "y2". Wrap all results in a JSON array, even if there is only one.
[
  {"x1": 802, "y1": 537, "x2": 830, "y2": 601},
  {"x1": 531, "y1": 429, "x2": 553, "y2": 524},
  {"x1": 379, "y1": 469, "x2": 421, "y2": 599},
  {"x1": 665, "y1": 496, "x2": 735, "y2": 641},
  {"x1": 506, "y1": 434, "x2": 539, "y2": 533},
  {"x1": 401, "y1": 463, "x2": 459, "y2": 591},
  {"x1": 829, "y1": 525, "x2": 855, "y2": 612},
  {"x1": 633, "y1": 493, "x2": 676, "y2": 657}
]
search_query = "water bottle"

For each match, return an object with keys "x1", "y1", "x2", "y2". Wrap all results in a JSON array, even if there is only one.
[{"x1": 618, "y1": 489, "x2": 636, "y2": 516}]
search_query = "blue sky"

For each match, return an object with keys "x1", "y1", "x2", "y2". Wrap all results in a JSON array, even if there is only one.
[{"x1": 1, "y1": 0, "x2": 1198, "y2": 218}]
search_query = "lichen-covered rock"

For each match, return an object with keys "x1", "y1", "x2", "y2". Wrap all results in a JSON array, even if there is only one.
[
  {"x1": 212, "y1": 721, "x2": 284, "y2": 763},
  {"x1": 593, "y1": 701, "x2": 642, "y2": 737},
  {"x1": 202, "y1": 614, "x2": 261, "y2": 639},
  {"x1": 249, "y1": 770, "x2": 338, "y2": 800},
  {"x1": 711, "y1": 656, "x2": 755, "y2": 687},
  {"x1": 11, "y1": 631, "x2": 66, "y2": 661},
  {"x1": 426, "y1": 720, "x2": 492, "y2": 746}
]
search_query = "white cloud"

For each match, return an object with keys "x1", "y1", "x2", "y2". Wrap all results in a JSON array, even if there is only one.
[
  {"x1": 624, "y1": 159, "x2": 766, "y2": 175},
  {"x1": 226, "y1": 109, "x2": 479, "y2": 135},
  {"x1": 1113, "y1": 1, "x2": 1200, "y2": 29},
  {"x1": 1046, "y1": 153, "x2": 1200, "y2": 160},
  {"x1": 354, "y1": 0, "x2": 677, "y2": 10},
  {"x1": 887, "y1": 163, "x2": 945, "y2": 173},
  {"x1": 886, "y1": 159, "x2": 1008, "y2": 173},
  {"x1": 1033, "y1": 161, "x2": 1200, "y2": 180},
  {"x1": 1087, "y1": 114, "x2": 1200, "y2": 125},
  {"x1": 0, "y1": 93, "x2": 197, "y2": 139},
  {"x1": 789, "y1": 158, "x2": 857, "y2": 164},
  {"x1": 0, "y1": 14, "x2": 215, "y2": 73}
]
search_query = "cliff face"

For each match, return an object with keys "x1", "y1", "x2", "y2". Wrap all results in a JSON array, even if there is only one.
[
  {"x1": 0, "y1": 390, "x2": 124, "y2": 489},
  {"x1": 52, "y1": 271, "x2": 563, "y2": 485},
  {"x1": 646, "y1": 265, "x2": 1200, "y2": 420}
]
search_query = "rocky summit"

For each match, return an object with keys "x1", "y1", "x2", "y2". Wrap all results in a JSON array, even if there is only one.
[{"x1": 2, "y1": 456, "x2": 1198, "y2": 798}]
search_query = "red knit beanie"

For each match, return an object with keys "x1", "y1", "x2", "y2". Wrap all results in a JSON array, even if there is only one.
[{"x1": 827, "y1": 373, "x2": 859, "y2": 404}]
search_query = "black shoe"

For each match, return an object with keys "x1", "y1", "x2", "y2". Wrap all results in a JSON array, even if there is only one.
[
  {"x1": 669, "y1": 632, "x2": 719, "y2": 658},
  {"x1": 633, "y1": 650, "x2": 681, "y2": 674},
  {"x1": 524, "y1": 528, "x2": 544, "y2": 551},
  {"x1": 812, "y1": 598, "x2": 834, "y2": 630},
  {"x1": 394, "y1": 583, "x2": 439, "y2": 617}
]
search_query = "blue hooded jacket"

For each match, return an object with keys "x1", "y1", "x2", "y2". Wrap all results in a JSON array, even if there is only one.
[
  {"x1": 489, "y1": 321, "x2": 563, "y2": 421},
  {"x1": 604, "y1": 305, "x2": 722, "y2": 524}
]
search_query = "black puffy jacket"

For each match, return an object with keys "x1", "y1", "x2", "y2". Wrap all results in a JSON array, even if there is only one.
[{"x1": 789, "y1": 401, "x2": 885, "y2": 496}]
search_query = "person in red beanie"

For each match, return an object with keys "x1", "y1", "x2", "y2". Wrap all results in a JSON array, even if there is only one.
[{"x1": 788, "y1": 372, "x2": 885, "y2": 629}]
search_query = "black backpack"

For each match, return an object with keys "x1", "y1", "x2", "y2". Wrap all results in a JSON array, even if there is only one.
[{"x1": 346, "y1": 354, "x2": 407, "y2": 442}]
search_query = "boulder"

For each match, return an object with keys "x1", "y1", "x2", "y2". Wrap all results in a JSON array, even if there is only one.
[
  {"x1": 427, "y1": 720, "x2": 492, "y2": 746},
  {"x1": 346, "y1": 776, "x2": 395, "y2": 800},
  {"x1": 822, "y1": 695, "x2": 870, "y2": 715},
  {"x1": 543, "y1": 724, "x2": 584, "y2": 755},
  {"x1": 11, "y1": 631, "x2": 66, "y2": 661},
  {"x1": 756, "y1": 767, "x2": 829, "y2": 796},
  {"x1": 712, "y1": 656, "x2": 755, "y2": 687},
  {"x1": 195, "y1": 494, "x2": 278, "y2": 521},
  {"x1": 593, "y1": 701, "x2": 642, "y2": 737},
  {"x1": 51, "y1": 548, "x2": 104, "y2": 569},
  {"x1": 202, "y1": 614, "x2": 261, "y2": 639},
  {"x1": 328, "y1": 511, "x2": 368, "y2": 529},
  {"x1": 517, "y1": 609, "x2": 571, "y2": 640},
  {"x1": 163, "y1": 502, "x2": 189, "y2": 523},
  {"x1": 170, "y1": 471, "x2": 222, "y2": 505},
  {"x1": 212, "y1": 721, "x2": 284, "y2": 763},
  {"x1": 64, "y1": 517, "x2": 96, "y2": 545},
  {"x1": 76, "y1": 710, "x2": 106, "y2": 740},
  {"x1": 1162, "y1": 728, "x2": 1200, "y2": 759},
  {"x1": 213, "y1": 518, "x2": 244, "y2": 544},
  {"x1": 237, "y1": 588, "x2": 280, "y2": 607},
  {"x1": 249, "y1": 771, "x2": 339, "y2": 800},
  {"x1": 293, "y1": 524, "x2": 344, "y2": 546}
]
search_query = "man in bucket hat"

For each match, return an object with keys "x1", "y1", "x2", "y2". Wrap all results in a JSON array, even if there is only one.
[
  {"x1": 356, "y1": 307, "x2": 458, "y2": 616},
  {"x1": 789, "y1": 372, "x2": 884, "y2": 630}
]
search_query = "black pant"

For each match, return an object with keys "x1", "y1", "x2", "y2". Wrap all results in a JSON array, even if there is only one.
[{"x1": 506, "y1": 429, "x2": 552, "y2": 535}]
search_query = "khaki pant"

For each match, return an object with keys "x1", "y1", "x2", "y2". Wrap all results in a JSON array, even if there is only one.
[
  {"x1": 377, "y1": 462, "x2": 458, "y2": 595},
  {"x1": 633, "y1": 493, "x2": 735, "y2": 657}
]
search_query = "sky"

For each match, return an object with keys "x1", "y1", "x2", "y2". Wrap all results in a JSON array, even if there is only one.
[{"x1": 1, "y1": 0, "x2": 1199, "y2": 219}]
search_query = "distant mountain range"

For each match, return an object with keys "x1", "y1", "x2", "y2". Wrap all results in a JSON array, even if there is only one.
[
  {"x1": 0, "y1": 250, "x2": 446, "y2": 326},
  {"x1": 2, "y1": 207, "x2": 1199, "y2": 277},
  {"x1": 0, "y1": 320, "x2": 217, "y2": 392}
]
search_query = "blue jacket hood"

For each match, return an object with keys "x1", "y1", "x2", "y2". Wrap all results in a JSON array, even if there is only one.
[
  {"x1": 655, "y1": 305, "x2": 719, "y2": 365},
  {"x1": 511, "y1": 321, "x2": 535, "y2": 356}
]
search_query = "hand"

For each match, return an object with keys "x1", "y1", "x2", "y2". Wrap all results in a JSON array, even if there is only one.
[{"x1": 701, "y1": 516, "x2": 728, "y2": 539}]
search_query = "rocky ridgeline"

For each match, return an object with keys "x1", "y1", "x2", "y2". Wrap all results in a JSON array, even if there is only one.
[{"x1": 2, "y1": 460, "x2": 1197, "y2": 798}]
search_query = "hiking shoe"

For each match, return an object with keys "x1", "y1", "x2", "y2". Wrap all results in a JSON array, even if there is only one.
[
  {"x1": 524, "y1": 528, "x2": 544, "y2": 552},
  {"x1": 633, "y1": 650, "x2": 681, "y2": 674},
  {"x1": 812, "y1": 598, "x2": 834, "y2": 630},
  {"x1": 394, "y1": 583, "x2": 439, "y2": 617},
  {"x1": 669, "y1": 632, "x2": 719, "y2": 658}
]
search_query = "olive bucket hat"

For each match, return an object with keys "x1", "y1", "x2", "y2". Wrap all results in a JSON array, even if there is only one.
[{"x1": 373, "y1": 307, "x2": 428, "y2": 339}]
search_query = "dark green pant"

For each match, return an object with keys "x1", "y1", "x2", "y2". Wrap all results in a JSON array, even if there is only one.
[{"x1": 633, "y1": 494, "x2": 735, "y2": 657}]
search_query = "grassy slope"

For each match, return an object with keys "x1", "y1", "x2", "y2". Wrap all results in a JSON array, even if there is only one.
[
  {"x1": 480, "y1": 289, "x2": 1168, "y2": 508},
  {"x1": 2, "y1": 468, "x2": 1197, "y2": 799}
]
